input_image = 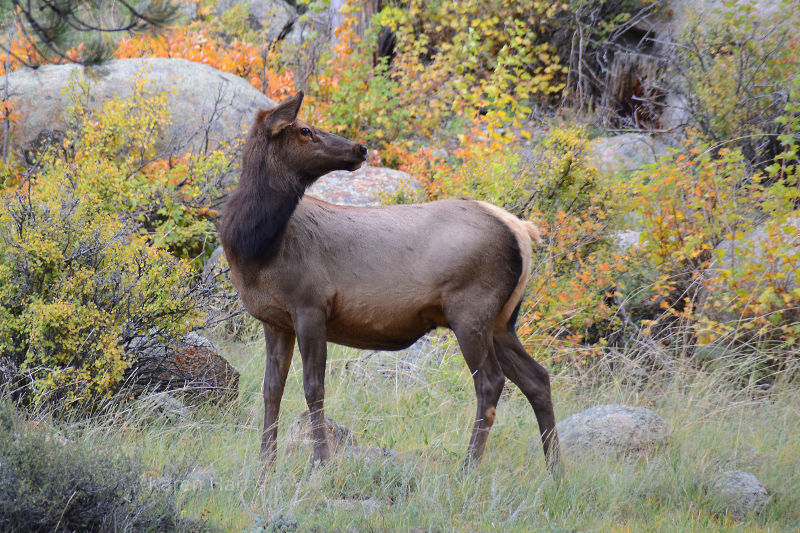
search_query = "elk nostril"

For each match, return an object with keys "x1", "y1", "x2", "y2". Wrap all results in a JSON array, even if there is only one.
[{"x1": 359, "y1": 144, "x2": 368, "y2": 158}]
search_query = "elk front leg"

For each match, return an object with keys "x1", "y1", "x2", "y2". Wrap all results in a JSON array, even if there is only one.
[
  {"x1": 295, "y1": 308, "x2": 330, "y2": 465},
  {"x1": 261, "y1": 323, "x2": 295, "y2": 467}
]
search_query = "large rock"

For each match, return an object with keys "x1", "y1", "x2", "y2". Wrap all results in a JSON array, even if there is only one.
[
  {"x1": 629, "y1": 0, "x2": 785, "y2": 38},
  {"x1": 284, "y1": 410, "x2": 357, "y2": 455},
  {"x1": 553, "y1": 404, "x2": 671, "y2": 456},
  {"x1": 700, "y1": 217, "x2": 800, "y2": 326},
  {"x1": 307, "y1": 165, "x2": 421, "y2": 206},
  {"x1": 126, "y1": 332, "x2": 239, "y2": 403},
  {"x1": 133, "y1": 391, "x2": 193, "y2": 422},
  {"x1": 711, "y1": 470, "x2": 770, "y2": 517},
  {"x1": 3, "y1": 58, "x2": 275, "y2": 163},
  {"x1": 712, "y1": 217, "x2": 800, "y2": 290},
  {"x1": 216, "y1": 0, "x2": 298, "y2": 42},
  {"x1": 590, "y1": 133, "x2": 667, "y2": 175},
  {"x1": 283, "y1": 410, "x2": 399, "y2": 460}
]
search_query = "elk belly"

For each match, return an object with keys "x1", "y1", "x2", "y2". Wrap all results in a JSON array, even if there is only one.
[{"x1": 324, "y1": 298, "x2": 445, "y2": 351}]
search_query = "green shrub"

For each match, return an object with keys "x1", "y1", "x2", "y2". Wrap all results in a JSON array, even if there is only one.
[
  {"x1": 515, "y1": 128, "x2": 630, "y2": 360},
  {"x1": 0, "y1": 400, "x2": 191, "y2": 532},
  {"x1": 300, "y1": 0, "x2": 656, "y2": 151},
  {"x1": 0, "y1": 73, "x2": 222, "y2": 410},
  {"x1": 629, "y1": 111, "x2": 800, "y2": 366},
  {"x1": 0, "y1": 172, "x2": 208, "y2": 410},
  {"x1": 662, "y1": 0, "x2": 800, "y2": 169},
  {"x1": 307, "y1": 12, "x2": 410, "y2": 146},
  {"x1": 59, "y1": 73, "x2": 230, "y2": 263}
]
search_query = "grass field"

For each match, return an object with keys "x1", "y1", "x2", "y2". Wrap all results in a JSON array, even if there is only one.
[{"x1": 58, "y1": 334, "x2": 800, "y2": 531}]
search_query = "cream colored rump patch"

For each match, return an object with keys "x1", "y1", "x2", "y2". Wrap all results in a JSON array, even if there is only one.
[{"x1": 474, "y1": 201, "x2": 534, "y2": 332}]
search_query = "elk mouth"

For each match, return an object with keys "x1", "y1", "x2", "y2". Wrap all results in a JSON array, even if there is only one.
[{"x1": 345, "y1": 144, "x2": 368, "y2": 171}]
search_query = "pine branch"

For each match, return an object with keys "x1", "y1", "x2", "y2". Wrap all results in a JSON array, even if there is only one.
[{"x1": 9, "y1": 0, "x2": 180, "y2": 65}]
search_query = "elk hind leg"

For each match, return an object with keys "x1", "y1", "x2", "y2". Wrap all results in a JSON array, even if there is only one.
[
  {"x1": 450, "y1": 319, "x2": 505, "y2": 468},
  {"x1": 493, "y1": 330, "x2": 561, "y2": 474}
]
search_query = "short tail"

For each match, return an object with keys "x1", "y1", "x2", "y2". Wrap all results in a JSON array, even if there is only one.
[{"x1": 524, "y1": 221, "x2": 543, "y2": 245}]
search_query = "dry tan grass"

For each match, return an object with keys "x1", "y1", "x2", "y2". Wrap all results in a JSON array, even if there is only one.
[{"x1": 56, "y1": 334, "x2": 800, "y2": 531}]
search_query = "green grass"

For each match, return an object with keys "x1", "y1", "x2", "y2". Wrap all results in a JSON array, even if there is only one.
[{"x1": 55, "y1": 335, "x2": 800, "y2": 531}]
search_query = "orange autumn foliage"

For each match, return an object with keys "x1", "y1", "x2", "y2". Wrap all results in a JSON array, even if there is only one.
[
  {"x1": 115, "y1": 26, "x2": 295, "y2": 102},
  {"x1": 0, "y1": 30, "x2": 45, "y2": 76}
]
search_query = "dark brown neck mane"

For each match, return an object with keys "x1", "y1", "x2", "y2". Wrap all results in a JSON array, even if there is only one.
[{"x1": 220, "y1": 143, "x2": 305, "y2": 262}]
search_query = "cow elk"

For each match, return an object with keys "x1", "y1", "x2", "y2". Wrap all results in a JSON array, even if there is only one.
[{"x1": 220, "y1": 92, "x2": 561, "y2": 473}]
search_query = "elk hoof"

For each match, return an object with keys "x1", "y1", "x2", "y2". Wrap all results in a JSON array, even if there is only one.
[{"x1": 311, "y1": 445, "x2": 331, "y2": 466}]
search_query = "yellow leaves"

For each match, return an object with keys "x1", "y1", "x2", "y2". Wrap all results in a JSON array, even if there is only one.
[
  {"x1": 322, "y1": 0, "x2": 571, "y2": 148},
  {"x1": 632, "y1": 134, "x2": 800, "y2": 348},
  {"x1": 0, "y1": 75, "x2": 215, "y2": 409}
]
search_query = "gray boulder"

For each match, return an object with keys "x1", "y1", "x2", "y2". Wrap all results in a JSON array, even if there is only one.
[
  {"x1": 590, "y1": 133, "x2": 667, "y2": 176},
  {"x1": 712, "y1": 217, "x2": 800, "y2": 291},
  {"x1": 712, "y1": 470, "x2": 770, "y2": 517},
  {"x1": 284, "y1": 410, "x2": 357, "y2": 455},
  {"x1": 216, "y1": 0, "x2": 298, "y2": 42},
  {"x1": 283, "y1": 410, "x2": 399, "y2": 460},
  {"x1": 133, "y1": 392, "x2": 193, "y2": 422},
  {"x1": 307, "y1": 165, "x2": 421, "y2": 206},
  {"x1": 126, "y1": 332, "x2": 240, "y2": 403},
  {"x1": 553, "y1": 404, "x2": 671, "y2": 456},
  {"x1": 3, "y1": 58, "x2": 275, "y2": 163}
]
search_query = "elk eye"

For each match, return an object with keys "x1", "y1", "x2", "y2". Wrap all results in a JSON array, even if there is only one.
[{"x1": 300, "y1": 127, "x2": 312, "y2": 137}]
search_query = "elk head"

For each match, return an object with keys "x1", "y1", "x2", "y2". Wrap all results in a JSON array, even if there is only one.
[{"x1": 246, "y1": 92, "x2": 368, "y2": 190}]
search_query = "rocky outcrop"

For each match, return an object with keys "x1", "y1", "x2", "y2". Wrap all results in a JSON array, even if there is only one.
[
  {"x1": 711, "y1": 470, "x2": 770, "y2": 517},
  {"x1": 284, "y1": 410, "x2": 357, "y2": 455},
  {"x1": 307, "y1": 165, "x2": 421, "y2": 206},
  {"x1": 590, "y1": 133, "x2": 667, "y2": 175},
  {"x1": 126, "y1": 332, "x2": 239, "y2": 403},
  {"x1": 3, "y1": 58, "x2": 275, "y2": 163},
  {"x1": 553, "y1": 404, "x2": 671, "y2": 456},
  {"x1": 216, "y1": 0, "x2": 298, "y2": 42},
  {"x1": 712, "y1": 217, "x2": 800, "y2": 290},
  {"x1": 283, "y1": 411, "x2": 398, "y2": 460}
]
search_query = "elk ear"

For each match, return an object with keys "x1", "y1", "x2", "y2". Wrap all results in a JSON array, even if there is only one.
[{"x1": 262, "y1": 91, "x2": 304, "y2": 136}]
